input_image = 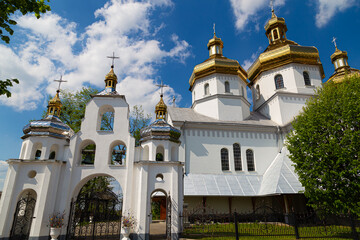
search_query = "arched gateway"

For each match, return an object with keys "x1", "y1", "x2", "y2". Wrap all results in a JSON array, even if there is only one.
[{"x1": 0, "y1": 66, "x2": 183, "y2": 240}]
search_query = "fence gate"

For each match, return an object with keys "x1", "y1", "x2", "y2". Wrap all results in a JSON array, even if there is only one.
[
  {"x1": 66, "y1": 190, "x2": 122, "y2": 240},
  {"x1": 10, "y1": 193, "x2": 36, "y2": 240},
  {"x1": 166, "y1": 195, "x2": 171, "y2": 240}
]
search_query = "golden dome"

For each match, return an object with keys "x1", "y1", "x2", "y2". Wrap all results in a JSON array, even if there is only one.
[
  {"x1": 47, "y1": 90, "x2": 62, "y2": 117},
  {"x1": 155, "y1": 95, "x2": 167, "y2": 120},
  {"x1": 328, "y1": 47, "x2": 360, "y2": 83},
  {"x1": 105, "y1": 66, "x2": 118, "y2": 82},
  {"x1": 247, "y1": 10, "x2": 325, "y2": 84},
  {"x1": 189, "y1": 33, "x2": 248, "y2": 90}
]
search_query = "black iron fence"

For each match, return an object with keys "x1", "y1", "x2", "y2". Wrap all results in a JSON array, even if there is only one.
[{"x1": 181, "y1": 206, "x2": 360, "y2": 239}]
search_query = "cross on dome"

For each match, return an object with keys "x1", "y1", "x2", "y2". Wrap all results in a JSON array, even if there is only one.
[
  {"x1": 107, "y1": 52, "x2": 119, "y2": 67},
  {"x1": 156, "y1": 79, "x2": 168, "y2": 97},
  {"x1": 213, "y1": 23, "x2": 216, "y2": 36},
  {"x1": 54, "y1": 75, "x2": 67, "y2": 92},
  {"x1": 270, "y1": 0, "x2": 274, "y2": 12},
  {"x1": 332, "y1": 37, "x2": 338, "y2": 49}
]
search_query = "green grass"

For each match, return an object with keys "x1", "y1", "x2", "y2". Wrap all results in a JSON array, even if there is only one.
[{"x1": 181, "y1": 222, "x2": 358, "y2": 239}]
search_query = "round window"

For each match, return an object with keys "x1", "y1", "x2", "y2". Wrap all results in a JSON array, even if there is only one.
[
  {"x1": 28, "y1": 170, "x2": 37, "y2": 178},
  {"x1": 156, "y1": 174, "x2": 164, "y2": 181}
]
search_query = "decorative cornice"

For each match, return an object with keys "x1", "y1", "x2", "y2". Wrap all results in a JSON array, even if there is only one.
[{"x1": 191, "y1": 93, "x2": 251, "y2": 109}]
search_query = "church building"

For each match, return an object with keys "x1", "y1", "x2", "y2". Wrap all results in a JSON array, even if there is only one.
[{"x1": 0, "y1": 8, "x2": 358, "y2": 240}]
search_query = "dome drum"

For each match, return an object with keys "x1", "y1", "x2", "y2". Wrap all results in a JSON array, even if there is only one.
[{"x1": 140, "y1": 119, "x2": 181, "y2": 143}]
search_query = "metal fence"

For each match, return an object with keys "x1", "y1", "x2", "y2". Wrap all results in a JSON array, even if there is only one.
[{"x1": 181, "y1": 206, "x2": 360, "y2": 239}]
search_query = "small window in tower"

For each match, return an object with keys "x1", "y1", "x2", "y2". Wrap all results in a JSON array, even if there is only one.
[
  {"x1": 111, "y1": 143, "x2": 126, "y2": 165},
  {"x1": 35, "y1": 150, "x2": 42, "y2": 160},
  {"x1": 49, "y1": 151, "x2": 56, "y2": 160},
  {"x1": 233, "y1": 143, "x2": 242, "y2": 171},
  {"x1": 216, "y1": 46, "x2": 220, "y2": 54},
  {"x1": 339, "y1": 59, "x2": 344, "y2": 67},
  {"x1": 204, "y1": 83, "x2": 210, "y2": 95},
  {"x1": 273, "y1": 29, "x2": 279, "y2": 40},
  {"x1": 246, "y1": 149, "x2": 255, "y2": 171},
  {"x1": 303, "y1": 72, "x2": 311, "y2": 86},
  {"x1": 256, "y1": 85, "x2": 260, "y2": 100},
  {"x1": 156, "y1": 145, "x2": 164, "y2": 161},
  {"x1": 221, "y1": 148, "x2": 229, "y2": 171},
  {"x1": 81, "y1": 143, "x2": 96, "y2": 165},
  {"x1": 274, "y1": 74, "x2": 284, "y2": 89},
  {"x1": 334, "y1": 61, "x2": 338, "y2": 69},
  {"x1": 225, "y1": 81, "x2": 230, "y2": 93}
]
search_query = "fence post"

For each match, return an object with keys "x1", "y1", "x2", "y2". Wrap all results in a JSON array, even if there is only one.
[
  {"x1": 234, "y1": 212, "x2": 239, "y2": 240},
  {"x1": 350, "y1": 214, "x2": 359, "y2": 240},
  {"x1": 292, "y1": 212, "x2": 300, "y2": 239}
]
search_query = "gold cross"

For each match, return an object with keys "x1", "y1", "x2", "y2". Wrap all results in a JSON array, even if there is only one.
[{"x1": 332, "y1": 37, "x2": 338, "y2": 49}]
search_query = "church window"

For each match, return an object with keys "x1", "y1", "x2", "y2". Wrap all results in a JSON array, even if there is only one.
[
  {"x1": 225, "y1": 81, "x2": 230, "y2": 93},
  {"x1": 156, "y1": 145, "x2": 165, "y2": 161},
  {"x1": 334, "y1": 61, "x2": 338, "y2": 69},
  {"x1": 246, "y1": 149, "x2": 255, "y2": 171},
  {"x1": 233, "y1": 143, "x2": 242, "y2": 171},
  {"x1": 49, "y1": 151, "x2": 56, "y2": 160},
  {"x1": 204, "y1": 83, "x2": 210, "y2": 95},
  {"x1": 274, "y1": 74, "x2": 284, "y2": 89},
  {"x1": 273, "y1": 29, "x2": 279, "y2": 40},
  {"x1": 111, "y1": 143, "x2": 126, "y2": 165},
  {"x1": 81, "y1": 143, "x2": 96, "y2": 165},
  {"x1": 339, "y1": 59, "x2": 344, "y2": 67},
  {"x1": 35, "y1": 150, "x2": 41, "y2": 160},
  {"x1": 303, "y1": 72, "x2": 311, "y2": 86},
  {"x1": 256, "y1": 85, "x2": 260, "y2": 100},
  {"x1": 221, "y1": 148, "x2": 229, "y2": 171}
]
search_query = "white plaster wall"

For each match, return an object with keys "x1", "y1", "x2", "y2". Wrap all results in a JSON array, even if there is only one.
[
  {"x1": 252, "y1": 63, "x2": 322, "y2": 111},
  {"x1": 181, "y1": 127, "x2": 279, "y2": 175},
  {"x1": 193, "y1": 97, "x2": 219, "y2": 119}
]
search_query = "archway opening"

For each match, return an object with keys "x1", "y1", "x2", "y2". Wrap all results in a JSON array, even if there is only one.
[
  {"x1": 10, "y1": 189, "x2": 37, "y2": 240},
  {"x1": 150, "y1": 190, "x2": 168, "y2": 239},
  {"x1": 67, "y1": 176, "x2": 123, "y2": 240}
]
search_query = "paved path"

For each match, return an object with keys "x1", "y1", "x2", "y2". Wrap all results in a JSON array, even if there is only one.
[{"x1": 149, "y1": 220, "x2": 166, "y2": 239}]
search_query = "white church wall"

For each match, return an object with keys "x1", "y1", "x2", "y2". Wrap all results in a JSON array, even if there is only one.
[
  {"x1": 193, "y1": 97, "x2": 219, "y2": 119},
  {"x1": 182, "y1": 127, "x2": 279, "y2": 175}
]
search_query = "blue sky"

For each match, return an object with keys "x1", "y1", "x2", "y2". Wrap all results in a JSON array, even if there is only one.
[{"x1": 0, "y1": 0, "x2": 359, "y2": 190}]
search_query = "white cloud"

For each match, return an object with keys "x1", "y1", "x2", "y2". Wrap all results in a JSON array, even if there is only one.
[
  {"x1": 0, "y1": 161, "x2": 8, "y2": 191},
  {"x1": 0, "y1": 0, "x2": 190, "y2": 115},
  {"x1": 315, "y1": 0, "x2": 356, "y2": 28},
  {"x1": 229, "y1": 0, "x2": 285, "y2": 31}
]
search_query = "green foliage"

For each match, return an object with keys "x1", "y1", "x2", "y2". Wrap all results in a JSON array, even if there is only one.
[
  {"x1": 151, "y1": 201, "x2": 161, "y2": 220},
  {"x1": 0, "y1": 0, "x2": 50, "y2": 43},
  {"x1": 286, "y1": 75, "x2": 360, "y2": 217},
  {"x1": 79, "y1": 176, "x2": 113, "y2": 199},
  {"x1": 129, "y1": 105, "x2": 152, "y2": 146},
  {"x1": 0, "y1": 78, "x2": 19, "y2": 97}
]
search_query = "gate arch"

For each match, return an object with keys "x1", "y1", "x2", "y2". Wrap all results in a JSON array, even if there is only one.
[
  {"x1": 10, "y1": 189, "x2": 37, "y2": 240},
  {"x1": 67, "y1": 175, "x2": 123, "y2": 240}
]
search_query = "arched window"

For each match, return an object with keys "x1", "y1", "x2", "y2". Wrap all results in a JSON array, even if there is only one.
[
  {"x1": 49, "y1": 151, "x2": 56, "y2": 159},
  {"x1": 35, "y1": 150, "x2": 41, "y2": 160},
  {"x1": 204, "y1": 83, "x2": 210, "y2": 96},
  {"x1": 225, "y1": 81, "x2": 230, "y2": 93},
  {"x1": 100, "y1": 111, "x2": 114, "y2": 131},
  {"x1": 233, "y1": 143, "x2": 242, "y2": 171},
  {"x1": 273, "y1": 29, "x2": 279, "y2": 40},
  {"x1": 246, "y1": 149, "x2": 255, "y2": 171},
  {"x1": 256, "y1": 85, "x2": 260, "y2": 100},
  {"x1": 303, "y1": 71, "x2": 311, "y2": 86},
  {"x1": 156, "y1": 145, "x2": 164, "y2": 161},
  {"x1": 274, "y1": 74, "x2": 284, "y2": 89},
  {"x1": 221, "y1": 148, "x2": 229, "y2": 171},
  {"x1": 111, "y1": 143, "x2": 126, "y2": 165},
  {"x1": 81, "y1": 143, "x2": 96, "y2": 165}
]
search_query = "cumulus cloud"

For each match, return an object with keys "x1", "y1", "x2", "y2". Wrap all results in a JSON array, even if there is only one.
[
  {"x1": 0, "y1": 0, "x2": 190, "y2": 115},
  {"x1": 229, "y1": 0, "x2": 285, "y2": 31},
  {"x1": 315, "y1": 0, "x2": 356, "y2": 28}
]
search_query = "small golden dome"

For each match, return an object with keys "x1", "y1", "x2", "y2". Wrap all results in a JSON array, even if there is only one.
[
  {"x1": 105, "y1": 66, "x2": 118, "y2": 82},
  {"x1": 328, "y1": 46, "x2": 360, "y2": 83},
  {"x1": 155, "y1": 95, "x2": 167, "y2": 120},
  {"x1": 47, "y1": 90, "x2": 62, "y2": 117}
]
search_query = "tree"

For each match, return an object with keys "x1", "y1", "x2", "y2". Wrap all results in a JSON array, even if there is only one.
[
  {"x1": 0, "y1": 78, "x2": 19, "y2": 97},
  {"x1": 130, "y1": 105, "x2": 152, "y2": 146},
  {"x1": 286, "y1": 75, "x2": 360, "y2": 217},
  {"x1": 0, "y1": 0, "x2": 51, "y2": 44}
]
